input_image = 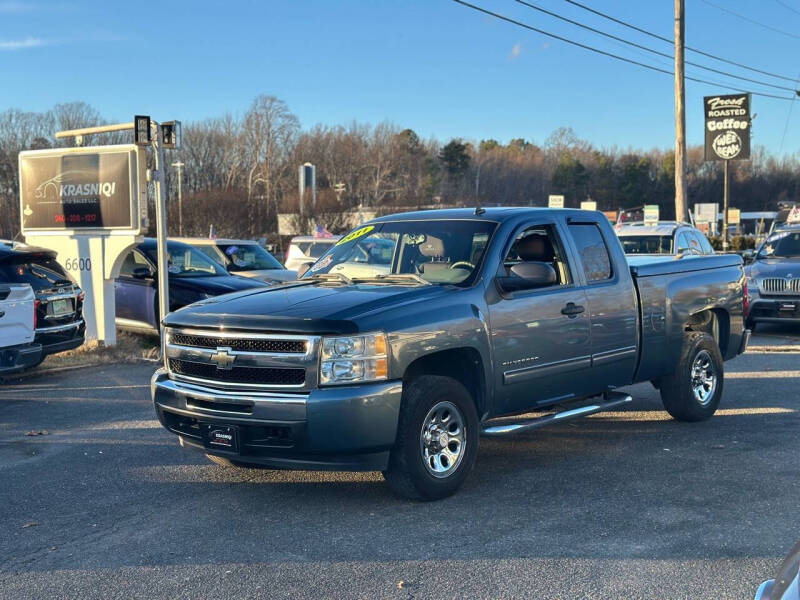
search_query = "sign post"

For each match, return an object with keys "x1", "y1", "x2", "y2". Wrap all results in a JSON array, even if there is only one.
[
  {"x1": 20, "y1": 116, "x2": 177, "y2": 345},
  {"x1": 20, "y1": 144, "x2": 146, "y2": 344},
  {"x1": 548, "y1": 195, "x2": 564, "y2": 208},
  {"x1": 704, "y1": 93, "x2": 751, "y2": 250}
]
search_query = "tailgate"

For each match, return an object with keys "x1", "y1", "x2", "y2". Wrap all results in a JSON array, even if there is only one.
[{"x1": 0, "y1": 284, "x2": 35, "y2": 348}]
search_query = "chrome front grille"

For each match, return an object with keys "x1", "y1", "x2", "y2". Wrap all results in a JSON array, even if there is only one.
[
  {"x1": 168, "y1": 333, "x2": 307, "y2": 354},
  {"x1": 759, "y1": 277, "x2": 800, "y2": 295},
  {"x1": 164, "y1": 328, "x2": 320, "y2": 390}
]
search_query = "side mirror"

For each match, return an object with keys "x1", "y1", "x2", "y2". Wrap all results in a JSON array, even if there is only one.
[
  {"x1": 741, "y1": 249, "x2": 755, "y2": 263},
  {"x1": 497, "y1": 261, "x2": 557, "y2": 294},
  {"x1": 132, "y1": 266, "x2": 153, "y2": 279},
  {"x1": 297, "y1": 262, "x2": 314, "y2": 278}
]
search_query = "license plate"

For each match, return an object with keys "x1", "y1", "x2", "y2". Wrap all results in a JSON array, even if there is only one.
[
  {"x1": 201, "y1": 424, "x2": 239, "y2": 452},
  {"x1": 51, "y1": 298, "x2": 71, "y2": 315}
]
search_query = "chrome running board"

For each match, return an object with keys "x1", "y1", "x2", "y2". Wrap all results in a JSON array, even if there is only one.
[{"x1": 480, "y1": 391, "x2": 632, "y2": 437}]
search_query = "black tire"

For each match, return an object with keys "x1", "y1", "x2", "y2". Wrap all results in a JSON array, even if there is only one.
[
  {"x1": 205, "y1": 454, "x2": 257, "y2": 469},
  {"x1": 383, "y1": 375, "x2": 479, "y2": 501},
  {"x1": 660, "y1": 332, "x2": 724, "y2": 422}
]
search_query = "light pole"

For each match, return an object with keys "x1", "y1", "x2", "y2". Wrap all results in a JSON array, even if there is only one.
[{"x1": 172, "y1": 161, "x2": 184, "y2": 236}]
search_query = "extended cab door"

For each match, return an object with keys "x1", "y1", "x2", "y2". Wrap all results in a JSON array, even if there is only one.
[
  {"x1": 564, "y1": 219, "x2": 638, "y2": 388},
  {"x1": 487, "y1": 220, "x2": 594, "y2": 416}
]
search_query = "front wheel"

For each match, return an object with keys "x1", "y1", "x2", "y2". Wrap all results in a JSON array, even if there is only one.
[
  {"x1": 383, "y1": 375, "x2": 479, "y2": 501},
  {"x1": 660, "y1": 332, "x2": 724, "y2": 422}
]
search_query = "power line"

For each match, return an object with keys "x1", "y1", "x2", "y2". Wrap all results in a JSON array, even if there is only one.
[
  {"x1": 451, "y1": 0, "x2": 795, "y2": 100},
  {"x1": 774, "y1": 0, "x2": 800, "y2": 18},
  {"x1": 563, "y1": 0, "x2": 800, "y2": 83},
  {"x1": 514, "y1": 0, "x2": 799, "y2": 93},
  {"x1": 779, "y1": 71, "x2": 800, "y2": 154},
  {"x1": 699, "y1": 0, "x2": 800, "y2": 41}
]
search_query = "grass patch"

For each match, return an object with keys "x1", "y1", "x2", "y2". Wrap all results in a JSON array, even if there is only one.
[{"x1": 39, "y1": 331, "x2": 160, "y2": 370}]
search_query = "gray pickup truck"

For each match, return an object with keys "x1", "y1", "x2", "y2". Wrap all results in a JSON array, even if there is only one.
[{"x1": 152, "y1": 208, "x2": 749, "y2": 500}]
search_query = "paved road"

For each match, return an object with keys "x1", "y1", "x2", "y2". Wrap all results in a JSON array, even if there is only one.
[{"x1": 0, "y1": 330, "x2": 798, "y2": 599}]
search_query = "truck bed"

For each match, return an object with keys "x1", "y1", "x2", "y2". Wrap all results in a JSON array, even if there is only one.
[{"x1": 628, "y1": 254, "x2": 746, "y2": 384}]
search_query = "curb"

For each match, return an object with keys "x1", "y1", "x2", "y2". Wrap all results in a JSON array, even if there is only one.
[
  {"x1": 1, "y1": 357, "x2": 159, "y2": 382},
  {"x1": 746, "y1": 345, "x2": 800, "y2": 353}
]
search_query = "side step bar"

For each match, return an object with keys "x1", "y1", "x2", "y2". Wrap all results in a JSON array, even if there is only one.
[{"x1": 480, "y1": 391, "x2": 632, "y2": 437}]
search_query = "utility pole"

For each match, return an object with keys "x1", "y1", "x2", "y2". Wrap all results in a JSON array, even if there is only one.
[
  {"x1": 172, "y1": 161, "x2": 184, "y2": 236},
  {"x1": 722, "y1": 160, "x2": 729, "y2": 250},
  {"x1": 674, "y1": 0, "x2": 688, "y2": 222}
]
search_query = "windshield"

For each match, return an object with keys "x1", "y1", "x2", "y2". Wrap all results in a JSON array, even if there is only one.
[
  {"x1": 145, "y1": 245, "x2": 227, "y2": 278},
  {"x1": 216, "y1": 243, "x2": 283, "y2": 271},
  {"x1": 757, "y1": 231, "x2": 800, "y2": 259},
  {"x1": 618, "y1": 235, "x2": 673, "y2": 254},
  {"x1": 302, "y1": 220, "x2": 497, "y2": 286}
]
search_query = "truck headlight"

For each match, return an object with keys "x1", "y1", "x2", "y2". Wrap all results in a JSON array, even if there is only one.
[{"x1": 320, "y1": 332, "x2": 388, "y2": 385}]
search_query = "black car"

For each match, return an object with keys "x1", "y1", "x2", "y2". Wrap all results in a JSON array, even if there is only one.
[
  {"x1": 115, "y1": 238, "x2": 268, "y2": 333},
  {"x1": 0, "y1": 244, "x2": 85, "y2": 364}
]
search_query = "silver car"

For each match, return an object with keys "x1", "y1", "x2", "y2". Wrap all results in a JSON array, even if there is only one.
[{"x1": 615, "y1": 221, "x2": 715, "y2": 256}]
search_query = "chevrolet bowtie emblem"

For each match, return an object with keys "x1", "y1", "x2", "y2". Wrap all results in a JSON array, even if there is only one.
[{"x1": 210, "y1": 347, "x2": 236, "y2": 370}]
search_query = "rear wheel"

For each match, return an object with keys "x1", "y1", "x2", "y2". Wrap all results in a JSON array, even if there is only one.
[
  {"x1": 383, "y1": 375, "x2": 479, "y2": 501},
  {"x1": 660, "y1": 332, "x2": 724, "y2": 422}
]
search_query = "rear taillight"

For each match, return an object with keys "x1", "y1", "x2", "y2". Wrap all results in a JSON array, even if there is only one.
[{"x1": 34, "y1": 299, "x2": 40, "y2": 330}]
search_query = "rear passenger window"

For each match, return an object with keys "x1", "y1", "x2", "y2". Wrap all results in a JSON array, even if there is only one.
[
  {"x1": 696, "y1": 233, "x2": 714, "y2": 254},
  {"x1": 568, "y1": 224, "x2": 612, "y2": 282}
]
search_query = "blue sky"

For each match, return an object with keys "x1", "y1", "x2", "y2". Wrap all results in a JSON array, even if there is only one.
[{"x1": 1, "y1": 0, "x2": 799, "y2": 156}]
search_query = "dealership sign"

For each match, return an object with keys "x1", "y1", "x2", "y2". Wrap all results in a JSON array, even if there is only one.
[
  {"x1": 19, "y1": 145, "x2": 143, "y2": 234},
  {"x1": 704, "y1": 94, "x2": 751, "y2": 161}
]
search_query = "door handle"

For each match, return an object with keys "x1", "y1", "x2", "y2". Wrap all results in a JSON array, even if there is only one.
[
  {"x1": 561, "y1": 303, "x2": 585, "y2": 318},
  {"x1": 0, "y1": 311, "x2": 4, "y2": 318}
]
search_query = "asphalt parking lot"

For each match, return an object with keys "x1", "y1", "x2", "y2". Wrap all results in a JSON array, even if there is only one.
[{"x1": 1, "y1": 325, "x2": 799, "y2": 600}]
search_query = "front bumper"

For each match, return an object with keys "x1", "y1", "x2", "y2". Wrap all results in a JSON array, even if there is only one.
[
  {"x1": 748, "y1": 298, "x2": 800, "y2": 325},
  {"x1": 151, "y1": 369, "x2": 403, "y2": 471}
]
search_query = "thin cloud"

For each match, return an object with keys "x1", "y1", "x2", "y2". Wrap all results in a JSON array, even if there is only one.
[
  {"x1": 509, "y1": 43, "x2": 522, "y2": 60},
  {"x1": 0, "y1": 37, "x2": 45, "y2": 50},
  {"x1": 0, "y1": 31, "x2": 123, "y2": 51}
]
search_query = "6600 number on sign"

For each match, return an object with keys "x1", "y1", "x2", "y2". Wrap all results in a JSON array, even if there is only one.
[{"x1": 64, "y1": 258, "x2": 91, "y2": 272}]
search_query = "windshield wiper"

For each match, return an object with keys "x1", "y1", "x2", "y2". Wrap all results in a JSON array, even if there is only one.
[
  {"x1": 353, "y1": 273, "x2": 431, "y2": 286},
  {"x1": 307, "y1": 272, "x2": 353, "y2": 285}
]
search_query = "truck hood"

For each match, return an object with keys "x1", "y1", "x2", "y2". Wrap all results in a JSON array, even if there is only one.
[
  {"x1": 229, "y1": 268, "x2": 298, "y2": 283},
  {"x1": 746, "y1": 258, "x2": 800, "y2": 279},
  {"x1": 163, "y1": 282, "x2": 449, "y2": 334}
]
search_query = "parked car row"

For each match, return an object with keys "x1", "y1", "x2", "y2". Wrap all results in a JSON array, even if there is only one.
[{"x1": 0, "y1": 243, "x2": 85, "y2": 374}]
